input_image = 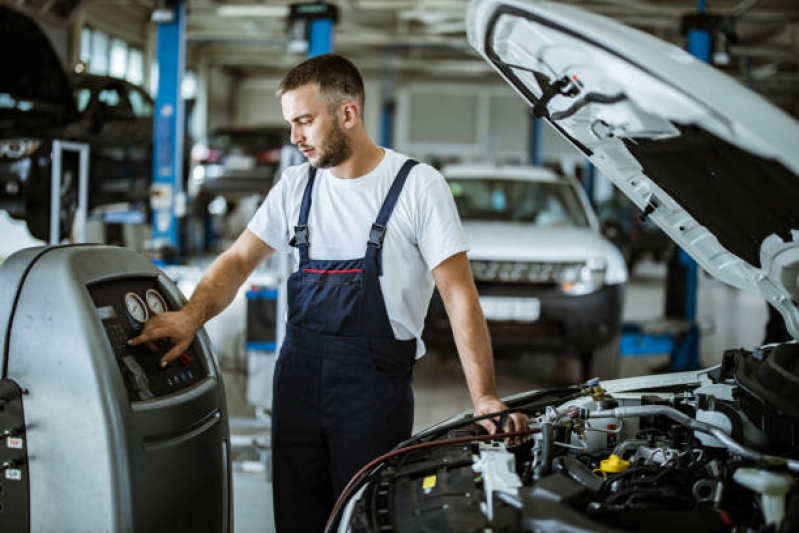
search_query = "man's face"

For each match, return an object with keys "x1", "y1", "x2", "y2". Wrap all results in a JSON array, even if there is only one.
[{"x1": 281, "y1": 83, "x2": 353, "y2": 168}]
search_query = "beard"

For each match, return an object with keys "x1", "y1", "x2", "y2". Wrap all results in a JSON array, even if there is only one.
[{"x1": 312, "y1": 117, "x2": 353, "y2": 169}]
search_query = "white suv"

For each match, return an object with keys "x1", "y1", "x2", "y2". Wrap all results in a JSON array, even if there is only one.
[{"x1": 424, "y1": 163, "x2": 628, "y2": 378}]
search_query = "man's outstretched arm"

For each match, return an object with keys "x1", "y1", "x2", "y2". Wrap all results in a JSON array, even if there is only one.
[
  {"x1": 129, "y1": 229, "x2": 275, "y2": 366},
  {"x1": 432, "y1": 252, "x2": 529, "y2": 437}
]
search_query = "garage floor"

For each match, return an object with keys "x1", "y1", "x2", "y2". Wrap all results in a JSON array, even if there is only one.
[{"x1": 230, "y1": 259, "x2": 769, "y2": 533}]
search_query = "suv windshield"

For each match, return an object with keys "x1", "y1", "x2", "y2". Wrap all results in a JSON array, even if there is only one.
[{"x1": 448, "y1": 177, "x2": 589, "y2": 227}]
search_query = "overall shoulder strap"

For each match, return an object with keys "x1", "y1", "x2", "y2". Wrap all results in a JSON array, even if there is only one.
[
  {"x1": 367, "y1": 159, "x2": 419, "y2": 251},
  {"x1": 290, "y1": 166, "x2": 317, "y2": 262}
]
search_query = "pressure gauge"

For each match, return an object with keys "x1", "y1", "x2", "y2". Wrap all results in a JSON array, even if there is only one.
[
  {"x1": 146, "y1": 289, "x2": 168, "y2": 315},
  {"x1": 124, "y1": 292, "x2": 149, "y2": 325}
]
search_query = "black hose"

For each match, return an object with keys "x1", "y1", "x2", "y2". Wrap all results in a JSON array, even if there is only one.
[
  {"x1": 541, "y1": 422, "x2": 554, "y2": 476},
  {"x1": 395, "y1": 387, "x2": 583, "y2": 448}
]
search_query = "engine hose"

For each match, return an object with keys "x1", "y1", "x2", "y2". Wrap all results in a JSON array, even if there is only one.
[
  {"x1": 324, "y1": 428, "x2": 539, "y2": 533},
  {"x1": 540, "y1": 422, "x2": 554, "y2": 476},
  {"x1": 589, "y1": 406, "x2": 799, "y2": 473}
]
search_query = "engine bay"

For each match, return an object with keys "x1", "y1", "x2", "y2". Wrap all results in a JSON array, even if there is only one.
[{"x1": 332, "y1": 343, "x2": 799, "y2": 532}]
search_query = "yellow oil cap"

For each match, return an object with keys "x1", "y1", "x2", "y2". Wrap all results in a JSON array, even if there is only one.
[{"x1": 600, "y1": 454, "x2": 630, "y2": 474}]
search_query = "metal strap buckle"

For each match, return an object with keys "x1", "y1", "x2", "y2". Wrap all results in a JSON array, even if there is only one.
[
  {"x1": 368, "y1": 223, "x2": 386, "y2": 249},
  {"x1": 291, "y1": 225, "x2": 309, "y2": 247}
]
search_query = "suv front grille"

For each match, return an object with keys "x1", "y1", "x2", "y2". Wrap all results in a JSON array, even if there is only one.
[{"x1": 470, "y1": 260, "x2": 586, "y2": 285}]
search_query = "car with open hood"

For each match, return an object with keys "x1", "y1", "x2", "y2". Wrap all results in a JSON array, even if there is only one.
[
  {"x1": 326, "y1": 1, "x2": 799, "y2": 532},
  {"x1": 425, "y1": 163, "x2": 627, "y2": 380},
  {"x1": 0, "y1": 6, "x2": 155, "y2": 241}
]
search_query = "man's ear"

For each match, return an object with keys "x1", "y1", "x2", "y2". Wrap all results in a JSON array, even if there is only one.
[{"x1": 340, "y1": 101, "x2": 360, "y2": 130}]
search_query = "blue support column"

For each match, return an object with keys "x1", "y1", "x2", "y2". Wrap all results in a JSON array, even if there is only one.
[
  {"x1": 583, "y1": 161, "x2": 596, "y2": 207},
  {"x1": 529, "y1": 116, "x2": 542, "y2": 166},
  {"x1": 151, "y1": 1, "x2": 186, "y2": 263},
  {"x1": 308, "y1": 18, "x2": 333, "y2": 57},
  {"x1": 380, "y1": 48, "x2": 395, "y2": 149},
  {"x1": 667, "y1": 0, "x2": 710, "y2": 370}
]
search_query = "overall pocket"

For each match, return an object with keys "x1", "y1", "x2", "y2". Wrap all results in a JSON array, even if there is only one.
[{"x1": 368, "y1": 338, "x2": 416, "y2": 378}]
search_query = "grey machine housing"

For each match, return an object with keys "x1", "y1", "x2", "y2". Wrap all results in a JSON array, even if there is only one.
[{"x1": 0, "y1": 245, "x2": 232, "y2": 532}]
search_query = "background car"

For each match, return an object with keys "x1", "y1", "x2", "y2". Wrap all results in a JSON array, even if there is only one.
[
  {"x1": 0, "y1": 5, "x2": 80, "y2": 241},
  {"x1": 424, "y1": 163, "x2": 628, "y2": 379},
  {"x1": 71, "y1": 73, "x2": 154, "y2": 209},
  {"x1": 0, "y1": 6, "x2": 156, "y2": 241},
  {"x1": 189, "y1": 126, "x2": 291, "y2": 207}
]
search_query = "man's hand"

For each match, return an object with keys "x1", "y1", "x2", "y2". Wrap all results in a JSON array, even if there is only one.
[
  {"x1": 474, "y1": 395, "x2": 530, "y2": 446},
  {"x1": 128, "y1": 310, "x2": 202, "y2": 367}
]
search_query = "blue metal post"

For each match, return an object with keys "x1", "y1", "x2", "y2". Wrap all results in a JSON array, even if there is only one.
[
  {"x1": 583, "y1": 161, "x2": 596, "y2": 207},
  {"x1": 670, "y1": 0, "x2": 710, "y2": 370},
  {"x1": 151, "y1": 1, "x2": 186, "y2": 264},
  {"x1": 308, "y1": 18, "x2": 333, "y2": 57},
  {"x1": 529, "y1": 116, "x2": 542, "y2": 165},
  {"x1": 380, "y1": 48, "x2": 394, "y2": 149}
]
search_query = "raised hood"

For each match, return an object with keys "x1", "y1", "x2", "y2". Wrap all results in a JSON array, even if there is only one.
[
  {"x1": 467, "y1": 0, "x2": 799, "y2": 339},
  {"x1": 0, "y1": 6, "x2": 77, "y2": 121}
]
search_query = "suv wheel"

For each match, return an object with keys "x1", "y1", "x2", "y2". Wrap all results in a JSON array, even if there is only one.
[{"x1": 583, "y1": 333, "x2": 621, "y2": 380}]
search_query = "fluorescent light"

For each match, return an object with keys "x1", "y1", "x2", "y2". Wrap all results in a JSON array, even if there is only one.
[{"x1": 217, "y1": 5, "x2": 289, "y2": 18}]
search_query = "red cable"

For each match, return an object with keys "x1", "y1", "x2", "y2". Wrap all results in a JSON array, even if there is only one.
[{"x1": 324, "y1": 428, "x2": 539, "y2": 532}]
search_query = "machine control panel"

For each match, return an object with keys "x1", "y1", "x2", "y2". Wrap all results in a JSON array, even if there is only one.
[
  {"x1": 89, "y1": 278, "x2": 208, "y2": 402},
  {"x1": 0, "y1": 380, "x2": 30, "y2": 531}
]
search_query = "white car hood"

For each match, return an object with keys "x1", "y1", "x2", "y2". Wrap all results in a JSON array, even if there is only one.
[
  {"x1": 467, "y1": 0, "x2": 799, "y2": 338},
  {"x1": 465, "y1": 221, "x2": 614, "y2": 263}
]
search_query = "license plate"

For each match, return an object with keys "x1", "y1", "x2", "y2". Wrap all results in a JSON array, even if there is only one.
[{"x1": 479, "y1": 296, "x2": 540, "y2": 322}]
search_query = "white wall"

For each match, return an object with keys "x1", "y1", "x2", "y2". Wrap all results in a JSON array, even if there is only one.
[
  {"x1": 207, "y1": 67, "x2": 237, "y2": 131},
  {"x1": 233, "y1": 76, "x2": 382, "y2": 139}
]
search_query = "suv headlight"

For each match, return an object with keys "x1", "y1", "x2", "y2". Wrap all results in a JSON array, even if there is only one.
[
  {"x1": 559, "y1": 259, "x2": 606, "y2": 295},
  {"x1": 0, "y1": 139, "x2": 41, "y2": 159}
]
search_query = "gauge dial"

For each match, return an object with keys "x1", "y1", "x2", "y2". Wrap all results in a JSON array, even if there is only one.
[
  {"x1": 146, "y1": 289, "x2": 168, "y2": 315},
  {"x1": 124, "y1": 293, "x2": 149, "y2": 324}
]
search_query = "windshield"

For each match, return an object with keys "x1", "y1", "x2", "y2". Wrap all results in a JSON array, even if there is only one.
[{"x1": 448, "y1": 177, "x2": 589, "y2": 227}]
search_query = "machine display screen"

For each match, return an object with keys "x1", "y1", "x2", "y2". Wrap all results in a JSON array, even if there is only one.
[{"x1": 88, "y1": 278, "x2": 208, "y2": 402}]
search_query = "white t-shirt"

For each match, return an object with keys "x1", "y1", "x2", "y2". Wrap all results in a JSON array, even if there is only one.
[{"x1": 247, "y1": 148, "x2": 469, "y2": 358}]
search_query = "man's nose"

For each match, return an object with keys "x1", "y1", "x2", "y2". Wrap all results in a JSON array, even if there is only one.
[{"x1": 290, "y1": 126, "x2": 302, "y2": 145}]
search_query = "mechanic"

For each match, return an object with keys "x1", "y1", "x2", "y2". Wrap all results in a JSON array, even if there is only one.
[{"x1": 129, "y1": 53, "x2": 529, "y2": 531}]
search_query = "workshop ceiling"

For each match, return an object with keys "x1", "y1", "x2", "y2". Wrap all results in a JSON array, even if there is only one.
[{"x1": 8, "y1": 0, "x2": 799, "y2": 112}]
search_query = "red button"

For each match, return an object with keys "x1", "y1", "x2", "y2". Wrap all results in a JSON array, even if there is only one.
[{"x1": 179, "y1": 354, "x2": 191, "y2": 366}]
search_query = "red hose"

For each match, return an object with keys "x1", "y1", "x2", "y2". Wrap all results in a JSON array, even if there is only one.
[{"x1": 324, "y1": 428, "x2": 539, "y2": 532}]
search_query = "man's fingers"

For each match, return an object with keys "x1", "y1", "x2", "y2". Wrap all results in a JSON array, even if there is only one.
[
  {"x1": 476, "y1": 418, "x2": 497, "y2": 435},
  {"x1": 159, "y1": 345, "x2": 184, "y2": 368},
  {"x1": 128, "y1": 324, "x2": 160, "y2": 346}
]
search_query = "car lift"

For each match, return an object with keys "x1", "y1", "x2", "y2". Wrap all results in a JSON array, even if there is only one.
[{"x1": 151, "y1": 0, "x2": 187, "y2": 265}]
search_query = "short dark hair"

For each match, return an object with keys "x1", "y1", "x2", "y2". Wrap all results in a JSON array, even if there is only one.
[{"x1": 278, "y1": 54, "x2": 365, "y2": 118}]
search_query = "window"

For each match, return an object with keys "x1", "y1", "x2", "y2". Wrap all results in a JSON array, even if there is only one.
[
  {"x1": 128, "y1": 88, "x2": 153, "y2": 118},
  {"x1": 89, "y1": 30, "x2": 109, "y2": 75},
  {"x1": 127, "y1": 48, "x2": 143, "y2": 85},
  {"x1": 447, "y1": 178, "x2": 589, "y2": 227},
  {"x1": 80, "y1": 28, "x2": 91, "y2": 65},
  {"x1": 109, "y1": 39, "x2": 128, "y2": 79},
  {"x1": 74, "y1": 88, "x2": 92, "y2": 112},
  {"x1": 98, "y1": 87, "x2": 123, "y2": 108},
  {"x1": 80, "y1": 28, "x2": 147, "y2": 92}
]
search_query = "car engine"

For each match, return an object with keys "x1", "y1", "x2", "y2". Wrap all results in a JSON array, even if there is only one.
[{"x1": 331, "y1": 343, "x2": 799, "y2": 532}]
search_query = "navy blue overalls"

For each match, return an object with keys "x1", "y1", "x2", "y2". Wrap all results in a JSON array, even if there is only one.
[{"x1": 272, "y1": 159, "x2": 420, "y2": 532}]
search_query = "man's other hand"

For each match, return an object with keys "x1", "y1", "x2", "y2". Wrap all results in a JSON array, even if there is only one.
[{"x1": 473, "y1": 396, "x2": 530, "y2": 446}]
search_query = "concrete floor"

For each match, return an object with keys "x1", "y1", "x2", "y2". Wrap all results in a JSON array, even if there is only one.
[{"x1": 229, "y1": 258, "x2": 770, "y2": 533}]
